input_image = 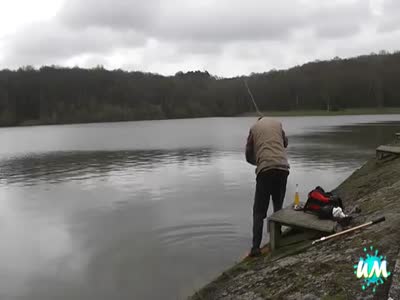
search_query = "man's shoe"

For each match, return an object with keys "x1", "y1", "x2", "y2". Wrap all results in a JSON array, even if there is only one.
[{"x1": 248, "y1": 247, "x2": 262, "y2": 257}]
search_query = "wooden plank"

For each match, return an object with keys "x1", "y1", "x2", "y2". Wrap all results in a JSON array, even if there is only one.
[
  {"x1": 376, "y1": 145, "x2": 400, "y2": 154},
  {"x1": 268, "y1": 208, "x2": 336, "y2": 233},
  {"x1": 277, "y1": 230, "x2": 321, "y2": 247},
  {"x1": 269, "y1": 221, "x2": 281, "y2": 251}
]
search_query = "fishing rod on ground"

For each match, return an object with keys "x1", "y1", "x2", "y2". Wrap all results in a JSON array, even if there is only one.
[
  {"x1": 312, "y1": 216, "x2": 386, "y2": 245},
  {"x1": 243, "y1": 79, "x2": 264, "y2": 118}
]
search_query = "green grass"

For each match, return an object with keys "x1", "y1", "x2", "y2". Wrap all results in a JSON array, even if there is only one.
[{"x1": 240, "y1": 107, "x2": 400, "y2": 117}]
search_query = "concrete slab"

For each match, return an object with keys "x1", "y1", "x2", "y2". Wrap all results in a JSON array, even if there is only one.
[
  {"x1": 377, "y1": 145, "x2": 400, "y2": 153},
  {"x1": 268, "y1": 207, "x2": 337, "y2": 233}
]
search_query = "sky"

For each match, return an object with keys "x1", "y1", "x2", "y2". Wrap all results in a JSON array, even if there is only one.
[{"x1": 0, "y1": 0, "x2": 399, "y2": 77}]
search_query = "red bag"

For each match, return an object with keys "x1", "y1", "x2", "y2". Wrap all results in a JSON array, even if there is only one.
[{"x1": 304, "y1": 187, "x2": 331, "y2": 213}]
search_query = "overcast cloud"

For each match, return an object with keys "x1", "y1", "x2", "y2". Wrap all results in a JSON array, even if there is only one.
[{"x1": 0, "y1": 0, "x2": 399, "y2": 76}]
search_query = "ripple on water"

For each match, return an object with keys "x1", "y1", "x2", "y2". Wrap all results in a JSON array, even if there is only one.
[{"x1": 155, "y1": 222, "x2": 239, "y2": 247}]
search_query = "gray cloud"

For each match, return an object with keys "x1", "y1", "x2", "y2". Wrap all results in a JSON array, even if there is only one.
[
  {"x1": 57, "y1": 0, "x2": 371, "y2": 42},
  {"x1": 311, "y1": 1, "x2": 371, "y2": 38},
  {"x1": 378, "y1": 0, "x2": 400, "y2": 33},
  {"x1": 3, "y1": 21, "x2": 145, "y2": 67},
  {"x1": 151, "y1": 1, "x2": 304, "y2": 42},
  {"x1": 59, "y1": 0, "x2": 160, "y2": 31},
  {"x1": 315, "y1": 22, "x2": 361, "y2": 39},
  {"x1": 1, "y1": 0, "x2": 400, "y2": 75}
]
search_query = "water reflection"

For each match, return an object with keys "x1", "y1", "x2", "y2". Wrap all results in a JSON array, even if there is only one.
[
  {"x1": 288, "y1": 121, "x2": 400, "y2": 169},
  {"x1": 0, "y1": 149, "x2": 214, "y2": 187},
  {"x1": 291, "y1": 121, "x2": 400, "y2": 148}
]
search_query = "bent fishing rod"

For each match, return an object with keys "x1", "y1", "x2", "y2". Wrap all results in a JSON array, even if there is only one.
[{"x1": 244, "y1": 79, "x2": 264, "y2": 118}]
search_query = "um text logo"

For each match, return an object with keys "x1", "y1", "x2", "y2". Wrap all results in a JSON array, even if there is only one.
[{"x1": 354, "y1": 246, "x2": 391, "y2": 293}]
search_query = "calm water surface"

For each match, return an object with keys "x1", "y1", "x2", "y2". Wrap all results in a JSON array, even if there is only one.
[{"x1": 0, "y1": 115, "x2": 399, "y2": 300}]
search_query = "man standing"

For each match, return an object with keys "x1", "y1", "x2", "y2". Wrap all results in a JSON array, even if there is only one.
[{"x1": 245, "y1": 117, "x2": 289, "y2": 257}]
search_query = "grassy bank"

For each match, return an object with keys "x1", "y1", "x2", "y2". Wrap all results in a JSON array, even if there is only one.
[
  {"x1": 191, "y1": 149, "x2": 400, "y2": 299},
  {"x1": 240, "y1": 107, "x2": 400, "y2": 117}
]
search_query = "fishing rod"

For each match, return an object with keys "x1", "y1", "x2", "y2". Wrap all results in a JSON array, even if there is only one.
[
  {"x1": 244, "y1": 79, "x2": 264, "y2": 117},
  {"x1": 312, "y1": 216, "x2": 386, "y2": 245}
]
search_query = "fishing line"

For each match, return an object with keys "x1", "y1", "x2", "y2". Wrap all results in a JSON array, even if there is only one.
[{"x1": 244, "y1": 79, "x2": 264, "y2": 117}]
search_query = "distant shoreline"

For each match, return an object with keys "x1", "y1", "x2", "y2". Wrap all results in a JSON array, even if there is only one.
[
  {"x1": 1, "y1": 107, "x2": 400, "y2": 129},
  {"x1": 239, "y1": 107, "x2": 400, "y2": 117}
]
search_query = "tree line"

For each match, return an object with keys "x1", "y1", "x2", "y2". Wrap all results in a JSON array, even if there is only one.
[{"x1": 0, "y1": 50, "x2": 399, "y2": 126}]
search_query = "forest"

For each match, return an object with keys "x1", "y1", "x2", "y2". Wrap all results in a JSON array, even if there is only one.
[{"x1": 0, "y1": 51, "x2": 399, "y2": 126}]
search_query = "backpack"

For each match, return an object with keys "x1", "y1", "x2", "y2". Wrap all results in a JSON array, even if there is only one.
[{"x1": 304, "y1": 186, "x2": 343, "y2": 219}]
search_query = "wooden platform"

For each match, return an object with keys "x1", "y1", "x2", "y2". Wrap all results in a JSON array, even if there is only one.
[
  {"x1": 376, "y1": 145, "x2": 400, "y2": 160},
  {"x1": 268, "y1": 207, "x2": 337, "y2": 251}
]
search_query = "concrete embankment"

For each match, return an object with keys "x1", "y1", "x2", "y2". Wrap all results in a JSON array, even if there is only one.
[{"x1": 191, "y1": 154, "x2": 400, "y2": 300}]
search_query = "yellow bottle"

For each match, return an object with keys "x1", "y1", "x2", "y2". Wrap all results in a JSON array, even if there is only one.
[{"x1": 294, "y1": 184, "x2": 300, "y2": 206}]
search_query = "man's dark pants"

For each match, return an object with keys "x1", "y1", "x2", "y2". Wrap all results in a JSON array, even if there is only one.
[{"x1": 252, "y1": 169, "x2": 289, "y2": 249}]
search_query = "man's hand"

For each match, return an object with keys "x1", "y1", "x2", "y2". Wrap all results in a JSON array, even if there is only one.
[
  {"x1": 246, "y1": 131, "x2": 256, "y2": 165},
  {"x1": 282, "y1": 130, "x2": 288, "y2": 148}
]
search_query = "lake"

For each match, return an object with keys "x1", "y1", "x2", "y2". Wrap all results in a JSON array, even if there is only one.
[{"x1": 0, "y1": 115, "x2": 399, "y2": 300}]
